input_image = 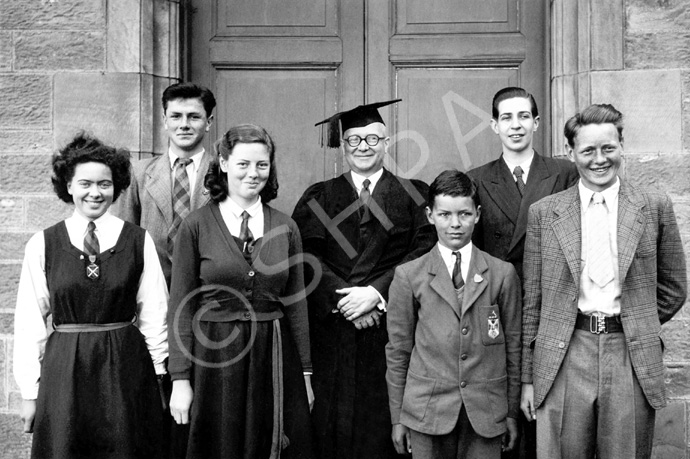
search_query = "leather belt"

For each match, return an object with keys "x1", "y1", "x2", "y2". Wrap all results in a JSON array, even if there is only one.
[
  {"x1": 575, "y1": 312, "x2": 623, "y2": 334},
  {"x1": 54, "y1": 316, "x2": 135, "y2": 333}
]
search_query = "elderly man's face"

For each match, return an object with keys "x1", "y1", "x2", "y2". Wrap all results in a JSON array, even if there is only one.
[
  {"x1": 342, "y1": 122, "x2": 389, "y2": 177},
  {"x1": 567, "y1": 122, "x2": 622, "y2": 192}
]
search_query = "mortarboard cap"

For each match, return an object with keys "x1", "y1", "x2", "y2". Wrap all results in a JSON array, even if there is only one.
[{"x1": 315, "y1": 99, "x2": 402, "y2": 148}]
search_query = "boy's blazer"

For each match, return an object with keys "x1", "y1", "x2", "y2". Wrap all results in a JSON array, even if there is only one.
[
  {"x1": 386, "y1": 244, "x2": 521, "y2": 438},
  {"x1": 467, "y1": 152, "x2": 578, "y2": 280},
  {"x1": 521, "y1": 182, "x2": 687, "y2": 410},
  {"x1": 112, "y1": 151, "x2": 213, "y2": 284}
]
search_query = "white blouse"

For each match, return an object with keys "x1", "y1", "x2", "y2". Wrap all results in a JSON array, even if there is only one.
[{"x1": 13, "y1": 211, "x2": 169, "y2": 400}]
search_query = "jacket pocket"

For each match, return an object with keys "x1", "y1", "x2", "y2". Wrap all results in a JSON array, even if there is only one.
[
  {"x1": 480, "y1": 304, "x2": 506, "y2": 345},
  {"x1": 402, "y1": 370, "x2": 437, "y2": 422}
]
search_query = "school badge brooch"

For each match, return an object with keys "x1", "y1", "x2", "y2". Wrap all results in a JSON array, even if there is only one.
[{"x1": 488, "y1": 310, "x2": 500, "y2": 339}]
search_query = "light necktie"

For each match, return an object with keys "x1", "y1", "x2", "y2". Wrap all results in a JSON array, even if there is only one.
[
  {"x1": 452, "y1": 251, "x2": 465, "y2": 289},
  {"x1": 360, "y1": 178, "x2": 372, "y2": 223},
  {"x1": 169, "y1": 157, "x2": 193, "y2": 257},
  {"x1": 240, "y1": 210, "x2": 255, "y2": 254},
  {"x1": 586, "y1": 192, "x2": 614, "y2": 287},
  {"x1": 84, "y1": 221, "x2": 100, "y2": 280},
  {"x1": 513, "y1": 166, "x2": 526, "y2": 197}
]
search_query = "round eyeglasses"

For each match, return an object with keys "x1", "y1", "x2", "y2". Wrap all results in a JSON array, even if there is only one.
[{"x1": 343, "y1": 135, "x2": 386, "y2": 148}]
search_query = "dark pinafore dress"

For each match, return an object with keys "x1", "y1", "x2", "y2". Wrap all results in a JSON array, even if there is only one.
[{"x1": 31, "y1": 221, "x2": 163, "y2": 459}]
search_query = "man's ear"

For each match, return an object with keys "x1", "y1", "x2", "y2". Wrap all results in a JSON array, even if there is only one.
[
  {"x1": 533, "y1": 115, "x2": 540, "y2": 131},
  {"x1": 206, "y1": 114, "x2": 214, "y2": 132},
  {"x1": 490, "y1": 118, "x2": 499, "y2": 134},
  {"x1": 475, "y1": 204, "x2": 481, "y2": 224},
  {"x1": 565, "y1": 142, "x2": 575, "y2": 162},
  {"x1": 425, "y1": 206, "x2": 434, "y2": 225}
]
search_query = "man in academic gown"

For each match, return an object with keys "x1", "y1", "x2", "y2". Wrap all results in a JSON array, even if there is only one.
[{"x1": 292, "y1": 100, "x2": 435, "y2": 458}]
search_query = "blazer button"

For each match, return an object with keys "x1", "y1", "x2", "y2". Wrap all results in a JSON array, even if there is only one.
[
  {"x1": 243, "y1": 312, "x2": 251, "y2": 320},
  {"x1": 558, "y1": 342, "x2": 565, "y2": 349},
  {"x1": 461, "y1": 327, "x2": 468, "y2": 335},
  {"x1": 248, "y1": 270, "x2": 255, "y2": 277},
  {"x1": 460, "y1": 381, "x2": 467, "y2": 388},
  {"x1": 461, "y1": 353, "x2": 468, "y2": 360}
]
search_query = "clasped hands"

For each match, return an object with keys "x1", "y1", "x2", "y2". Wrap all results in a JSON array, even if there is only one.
[{"x1": 334, "y1": 286, "x2": 383, "y2": 330}]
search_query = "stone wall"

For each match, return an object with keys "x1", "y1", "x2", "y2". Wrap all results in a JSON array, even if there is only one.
[
  {"x1": 0, "y1": 1, "x2": 180, "y2": 457},
  {"x1": 552, "y1": 0, "x2": 690, "y2": 456}
]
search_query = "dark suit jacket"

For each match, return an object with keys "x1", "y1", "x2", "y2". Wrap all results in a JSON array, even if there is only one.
[
  {"x1": 522, "y1": 182, "x2": 687, "y2": 410},
  {"x1": 467, "y1": 152, "x2": 578, "y2": 280},
  {"x1": 386, "y1": 245, "x2": 521, "y2": 438},
  {"x1": 112, "y1": 151, "x2": 213, "y2": 285}
]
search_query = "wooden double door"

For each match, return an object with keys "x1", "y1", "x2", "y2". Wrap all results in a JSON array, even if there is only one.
[{"x1": 188, "y1": 0, "x2": 548, "y2": 213}]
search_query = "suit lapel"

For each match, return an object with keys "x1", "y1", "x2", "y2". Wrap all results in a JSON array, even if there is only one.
[
  {"x1": 145, "y1": 154, "x2": 174, "y2": 226},
  {"x1": 552, "y1": 187, "x2": 582, "y2": 283},
  {"x1": 190, "y1": 151, "x2": 213, "y2": 209},
  {"x1": 508, "y1": 153, "x2": 558, "y2": 253},
  {"x1": 461, "y1": 246, "x2": 489, "y2": 315},
  {"x1": 617, "y1": 183, "x2": 645, "y2": 281},
  {"x1": 427, "y1": 246, "x2": 462, "y2": 320},
  {"x1": 485, "y1": 158, "x2": 521, "y2": 225}
]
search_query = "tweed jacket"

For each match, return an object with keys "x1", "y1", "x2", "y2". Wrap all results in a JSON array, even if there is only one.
[
  {"x1": 112, "y1": 151, "x2": 213, "y2": 285},
  {"x1": 521, "y1": 181, "x2": 687, "y2": 410},
  {"x1": 386, "y1": 244, "x2": 522, "y2": 438},
  {"x1": 467, "y1": 152, "x2": 578, "y2": 281}
]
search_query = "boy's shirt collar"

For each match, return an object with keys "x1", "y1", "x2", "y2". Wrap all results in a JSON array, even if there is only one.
[{"x1": 437, "y1": 241, "x2": 473, "y2": 283}]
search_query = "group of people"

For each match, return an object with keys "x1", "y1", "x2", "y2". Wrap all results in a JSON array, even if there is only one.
[{"x1": 12, "y1": 81, "x2": 686, "y2": 459}]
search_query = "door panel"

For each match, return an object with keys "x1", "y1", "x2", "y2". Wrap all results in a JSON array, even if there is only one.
[{"x1": 189, "y1": 0, "x2": 547, "y2": 212}]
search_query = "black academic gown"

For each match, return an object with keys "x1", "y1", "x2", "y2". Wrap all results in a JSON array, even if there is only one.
[{"x1": 292, "y1": 169, "x2": 435, "y2": 459}]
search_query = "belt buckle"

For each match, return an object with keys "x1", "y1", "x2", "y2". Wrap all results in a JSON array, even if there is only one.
[{"x1": 589, "y1": 314, "x2": 607, "y2": 334}]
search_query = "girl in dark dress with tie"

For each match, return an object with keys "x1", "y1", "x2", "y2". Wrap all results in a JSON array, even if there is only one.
[
  {"x1": 168, "y1": 124, "x2": 314, "y2": 459},
  {"x1": 13, "y1": 133, "x2": 169, "y2": 458}
]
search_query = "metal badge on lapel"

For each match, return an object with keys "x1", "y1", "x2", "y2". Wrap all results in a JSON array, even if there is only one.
[
  {"x1": 86, "y1": 255, "x2": 99, "y2": 280},
  {"x1": 488, "y1": 310, "x2": 500, "y2": 339}
]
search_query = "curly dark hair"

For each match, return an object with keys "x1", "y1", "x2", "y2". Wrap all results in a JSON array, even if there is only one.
[
  {"x1": 162, "y1": 82, "x2": 216, "y2": 118},
  {"x1": 428, "y1": 169, "x2": 479, "y2": 209},
  {"x1": 205, "y1": 124, "x2": 279, "y2": 204},
  {"x1": 564, "y1": 103, "x2": 624, "y2": 147},
  {"x1": 51, "y1": 133, "x2": 132, "y2": 204}
]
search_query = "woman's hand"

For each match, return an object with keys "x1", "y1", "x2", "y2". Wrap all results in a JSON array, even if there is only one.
[
  {"x1": 169, "y1": 379, "x2": 194, "y2": 425},
  {"x1": 20, "y1": 399, "x2": 36, "y2": 433},
  {"x1": 304, "y1": 374, "x2": 315, "y2": 412}
]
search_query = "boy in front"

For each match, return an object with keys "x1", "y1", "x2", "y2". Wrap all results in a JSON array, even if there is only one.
[{"x1": 386, "y1": 170, "x2": 521, "y2": 458}]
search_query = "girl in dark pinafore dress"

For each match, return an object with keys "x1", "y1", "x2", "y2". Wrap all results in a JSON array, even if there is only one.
[
  {"x1": 13, "y1": 134, "x2": 169, "y2": 459},
  {"x1": 168, "y1": 124, "x2": 314, "y2": 459}
]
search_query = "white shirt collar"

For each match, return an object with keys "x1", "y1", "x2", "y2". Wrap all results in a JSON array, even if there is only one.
[
  {"x1": 350, "y1": 168, "x2": 384, "y2": 193},
  {"x1": 437, "y1": 241, "x2": 473, "y2": 282},
  {"x1": 220, "y1": 196, "x2": 263, "y2": 219},
  {"x1": 168, "y1": 148, "x2": 205, "y2": 170},
  {"x1": 578, "y1": 177, "x2": 620, "y2": 211},
  {"x1": 68, "y1": 210, "x2": 116, "y2": 233},
  {"x1": 502, "y1": 151, "x2": 535, "y2": 181}
]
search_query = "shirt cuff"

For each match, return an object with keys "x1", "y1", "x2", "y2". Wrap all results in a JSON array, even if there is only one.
[
  {"x1": 303, "y1": 371, "x2": 313, "y2": 376},
  {"x1": 154, "y1": 362, "x2": 167, "y2": 375},
  {"x1": 367, "y1": 285, "x2": 387, "y2": 312}
]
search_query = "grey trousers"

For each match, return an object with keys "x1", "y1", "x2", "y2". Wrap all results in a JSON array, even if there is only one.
[{"x1": 536, "y1": 329, "x2": 655, "y2": 459}]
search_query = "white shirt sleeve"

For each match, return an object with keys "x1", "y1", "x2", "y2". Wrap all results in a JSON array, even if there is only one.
[
  {"x1": 135, "y1": 231, "x2": 169, "y2": 375},
  {"x1": 13, "y1": 232, "x2": 50, "y2": 400}
]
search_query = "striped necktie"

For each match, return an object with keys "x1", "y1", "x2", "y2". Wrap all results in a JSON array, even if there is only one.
[
  {"x1": 452, "y1": 251, "x2": 464, "y2": 289},
  {"x1": 360, "y1": 178, "x2": 372, "y2": 223},
  {"x1": 84, "y1": 221, "x2": 100, "y2": 280},
  {"x1": 240, "y1": 211, "x2": 255, "y2": 254},
  {"x1": 513, "y1": 166, "x2": 526, "y2": 196}
]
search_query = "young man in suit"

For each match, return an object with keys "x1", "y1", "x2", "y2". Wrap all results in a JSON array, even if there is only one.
[
  {"x1": 467, "y1": 87, "x2": 579, "y2": 282},
  {"x1": 292, "y1": 100, "x2": 435, "y2": 458},
  {"x1": 113, "y1": 82, "x2": 216, "y2": 286},
  {"x1": 520, "y1": 104, "x2": 687, "y2": 458},
  {"x1": 386, "y1": 170, "x2": 521, "y2": 458}
]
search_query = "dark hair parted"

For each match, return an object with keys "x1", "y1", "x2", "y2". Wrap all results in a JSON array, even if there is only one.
[
  {"x1": 51, "y1": 133, "x2": 132, "y2": 204},
  {"x1": 162, "y1": 82, "x2": 217, "y2": 118},
  {"x1": 492, "y1": 87, "x2": 539, "y2": 119},
  {"x1": 564, "y1": 103, "x2": 624, "y2": 147},
  {"x1": 205, "y1": 124, "x2": 279, "y2": 204},
  {"x1": 428, "y1": 170, "x2": 479, "y2": 209}
]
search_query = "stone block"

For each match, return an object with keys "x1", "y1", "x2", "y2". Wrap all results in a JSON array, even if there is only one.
[
  {"x1": 662, "y1": 318, "x2": 690, "y2": 361},
  {"x1": 651, "y1": 402, "x2": 686, "y2": 459},
  {"x1": 0, "y1": 198, "x2": 24, "y2": 231},
  {"x1": 0, "y1": 32, "x2": 11, "y2": 72},
  {"x1": 627, "y1": 0, "x2": 690, "y2": 34},
  {"x1": 591, "y1": 70, "x2": 682, "y2": 154},
  {"x1": 0, "y1": 75, "x2": 51, "y2": 129},
  {"x1": 25, "y1": 197, "x2": 71, "y2": 231},
  {"x1": 0, "y1": 232, "x2": 32, "y2": 261},
  {"x1": 0, "y1": 0, "x2": 104, "y2": 30},
  {"x1": 591, "y1": 0, "x2": 623, "y2": 70},
  {"x1": 0, "y1": 338, "x2": 6, "y2": 409},
  {"x1": 7, "y1": 338, "x2": 19, "y2": 392},
  {"x1": 15, "y1": 31, "x2": 104, "y2": 71},
  {"x1": 0, "y1": 263, "x2": 21, "y2": 311},
  {"x1": 54, "y1": 73, "x2": 142, "y2": 152},
  {"x1": 107, "y1": 0, "x2": 142, "y2": 72},
  {"x1": 626, "y1": 32, "x2": 690, "y2": 70},
  {"x1": 623, "y1": 153, "x2": 690, "y2": 200},
  {"x1": 0, "y1": 413, "x2": 31, "y2": 459},
  {"x1": 665, "y1": 363, "x2": 690, "y2": 399},
  {"x1": 683, "y1": 71, "x2": 690, "y2": 154},
  {"x1": 153, "y1": 0, "x2": 178, "y2": 78},
  {"x1": 0, "y1": 155, "x2": 53, "y2": 194},
  {"x1": 0, "y1": 131, "x2": 54, "y2": 154}
]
